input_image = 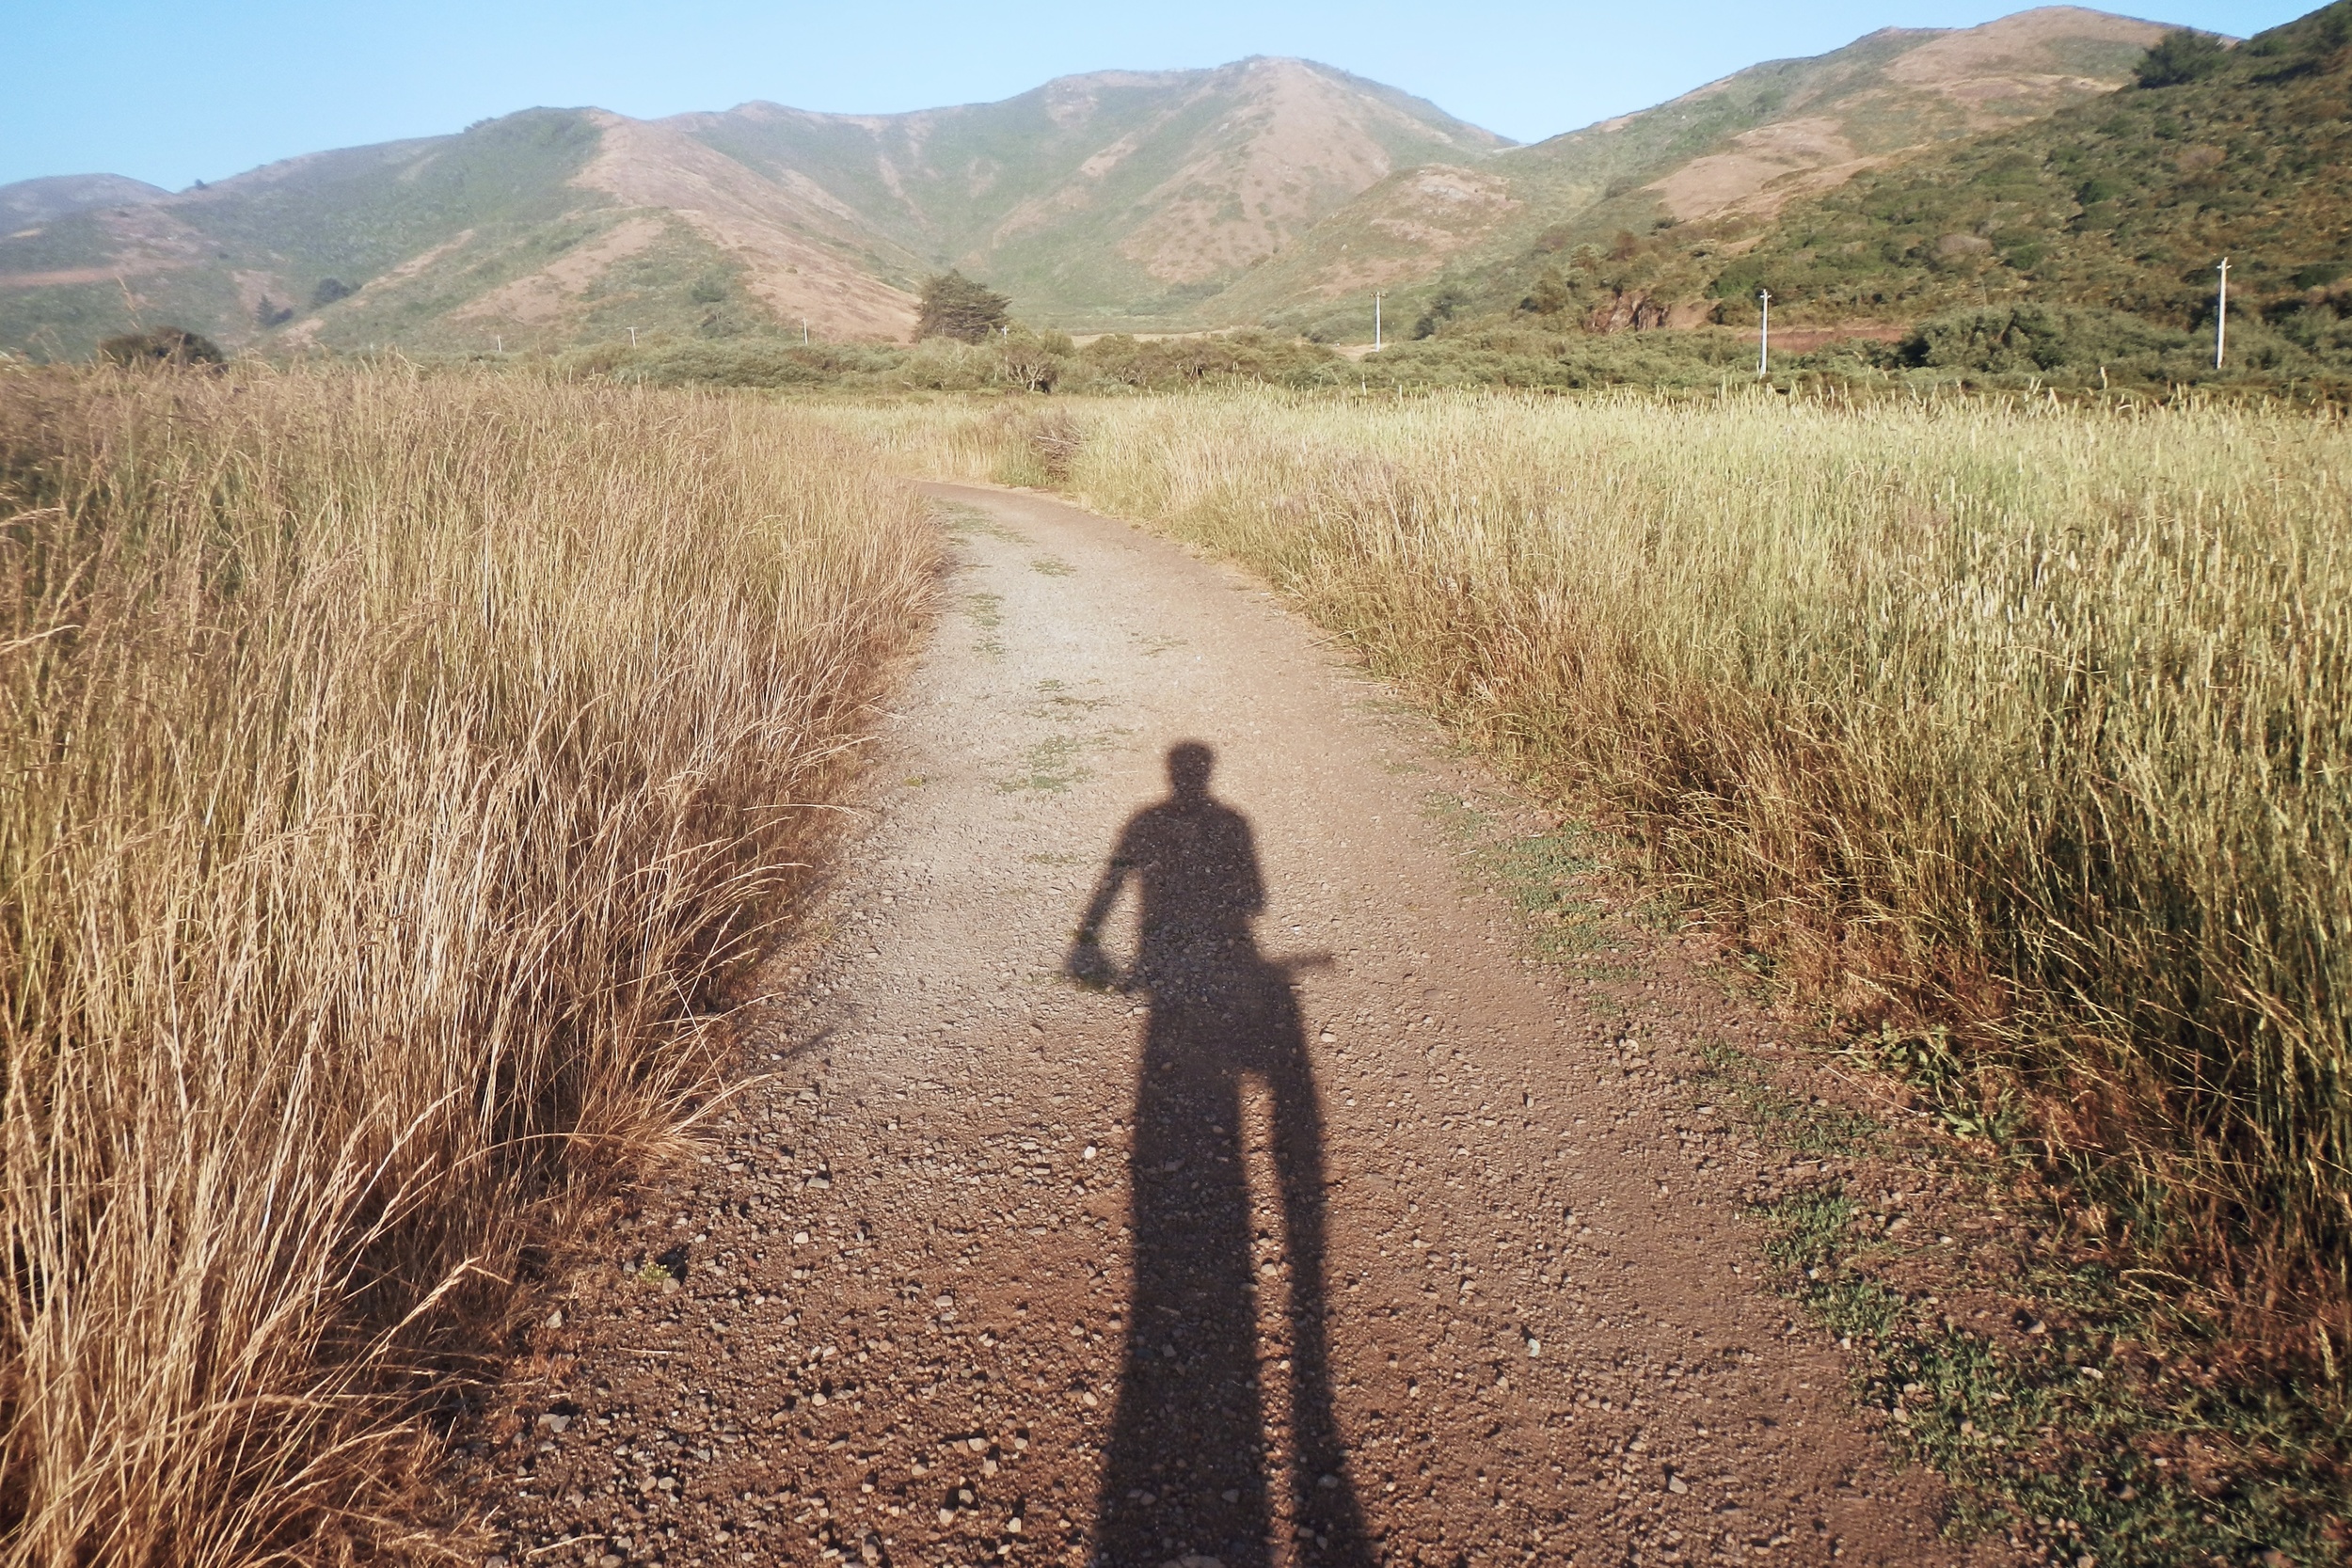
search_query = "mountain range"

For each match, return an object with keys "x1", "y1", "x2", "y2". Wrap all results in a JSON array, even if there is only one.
[{"x1": 0, "y1": 8, "x2": 2241, "y2": 357}]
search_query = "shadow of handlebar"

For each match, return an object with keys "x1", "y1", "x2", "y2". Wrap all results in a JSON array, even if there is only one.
[{"x1": 1062, "y1": 942, "x2": 1335, "y2": 991}]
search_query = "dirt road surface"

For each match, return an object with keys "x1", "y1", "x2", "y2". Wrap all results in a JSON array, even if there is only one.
[{"x1": 468, "y1": 483, "x2": 1981, "y2": 1568}]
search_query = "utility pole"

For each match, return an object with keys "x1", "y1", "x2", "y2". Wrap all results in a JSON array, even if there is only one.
[
  {"x1": 495, "y1": 334, "x2": 503, "y2": 355},
  {"x1": 2215, "y1": 257, "x2": 2230, "y2": 369},
  {"x1": 1757, "y1": 289, "x2": 1772, "y2": 378},
  {"x1": 1375, "y1": 292, "x2": 1382, "y2": 352},
  {"x1": 628, "y1": 326, "x2": 637, "y2": 347},
  {"x1": 803, "y1": 318, "x2": 809, "y2": 346}
]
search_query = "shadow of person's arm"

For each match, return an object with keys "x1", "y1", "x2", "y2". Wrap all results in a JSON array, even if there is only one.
[{"x1": 1065, "y1": 851, "x2": 1133, "y2": 990}]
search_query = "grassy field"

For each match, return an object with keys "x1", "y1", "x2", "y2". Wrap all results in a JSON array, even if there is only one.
[
  {"x1": 837, "y1": 390, "x2": 2352, "y2": 1343},
  {"x1": 0, "y1": 367, "x2": 934, "y2": 1563}
]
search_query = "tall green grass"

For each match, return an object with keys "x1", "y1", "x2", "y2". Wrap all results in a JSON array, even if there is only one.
[
  {"x1": 0, "y1": 367, "x2": 933, "y2": 1563},
  {"x1": 842, "y1": 389, "x2": 2352, "y2": 1343}
]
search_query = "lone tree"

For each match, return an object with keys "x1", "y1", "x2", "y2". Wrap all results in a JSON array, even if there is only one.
[
  {"x1": 97, "y1": 326, "x2": 225, "y2": 368},
  {"x1": 2136, "y1": 28, "x2": 2229, "y2": 87},
  {"x1": 915, "y1": 271, "x2": 1010, "y2": 342}
]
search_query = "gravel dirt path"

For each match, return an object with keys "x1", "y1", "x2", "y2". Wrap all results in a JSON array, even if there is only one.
[{"x1": 469, "y1": 483, "x2": 1985, "y2": 1568}]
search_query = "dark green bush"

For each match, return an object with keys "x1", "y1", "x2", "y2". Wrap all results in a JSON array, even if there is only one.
[
  {"x1": 581, "y1": 340, "x2": 845, "y2": 388},
  {"x1": 1899, "y1": 305, "x2": 2194, "y2": 373},
  {"x1": 97, "y1": 327, "x2": 225, "y2": 368},
  {"x1": 2136, "y1": 28, "x2": 2231, "y2": 87}
]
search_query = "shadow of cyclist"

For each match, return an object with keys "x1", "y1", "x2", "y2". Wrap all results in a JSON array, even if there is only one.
[{"x1": 1068, "y1": 741, "x2": 1371, "y2": 1568}]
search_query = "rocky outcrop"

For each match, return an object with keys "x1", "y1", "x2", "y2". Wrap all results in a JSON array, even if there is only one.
[{"x1": 1586, "y1": 289, "x2": 1671, "y2": 333}]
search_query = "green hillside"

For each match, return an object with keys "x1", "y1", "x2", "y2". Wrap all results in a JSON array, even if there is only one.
[
  {"x1": 0, "y1": 174, "x2": 169, "y2": 229},
  {"x1": 1690, "y1": 0, "x2": 2352, "y2": 350}
]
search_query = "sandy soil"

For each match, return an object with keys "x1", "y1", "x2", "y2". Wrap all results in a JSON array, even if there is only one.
[{"x1": 463, "y1": 484, "x2": 1992, "y2": 1568}]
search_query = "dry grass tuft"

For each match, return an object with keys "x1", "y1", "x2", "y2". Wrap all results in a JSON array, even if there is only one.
[
  {"x1": 839, "y1": 388, "x2": 2352, "y2": 1350},
  {"x1": 0, "y1": 365, "x2": 934, "y2": 1564}
]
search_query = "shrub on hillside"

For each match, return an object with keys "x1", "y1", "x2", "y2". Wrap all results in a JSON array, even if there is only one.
[
  {"x1": 97, "y1": 326, "x2": 225, "y2": 368},
  {"x1": 1365, "y1": 326, "x2": 1768, "y2": 391},
  {"x1": 1894, "y1": 303, "x2": 2336, "y2": 384},
  {"x1": 1075, "y1": 330, "x2": 1341, "y2": 390},
  {"x1": 616, "y1": 341, "x2": 825, "y2": 388},
  {"x1": 894, "y1": 338, "x2": 1004, "y2": 390},
  {"x1": 1900, "y1": 305, "x2": 2189, "y2": 373},
  {"x1": 562, "y1": 338, "x2": 902, "y2": 388},
  {"x1": 1000, "y1": 328, "x2": 1073, "y2": 393},
  {"x1": 2136, "y1": 27, "x2": 2232, "y2": 87}
]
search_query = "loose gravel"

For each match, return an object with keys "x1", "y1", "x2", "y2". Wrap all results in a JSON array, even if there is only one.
[{"x1": 457, "y1": 483, "x2": 1997, "y2": 1568}]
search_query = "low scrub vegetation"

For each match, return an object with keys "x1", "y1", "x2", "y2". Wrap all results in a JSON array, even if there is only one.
[
  {"x1": 844, "y1": 390, "x2": 2352, "y2": 1349},
  {"x1": 546, "y1": 309, "x2": 2352, "y2": 398},
  {"x1": 549, "y1": 327, "x2": 1352, "y2": 394},
  {"x1": 95, "y1": 325, "x2": 224, "y2": 367},
  {"x1": 0, "y1": 366, "x2": 933, "y2": 1561}
]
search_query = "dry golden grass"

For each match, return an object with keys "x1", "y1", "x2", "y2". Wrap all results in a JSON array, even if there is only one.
[
  {"x1": 838, "y1": 388, "x2": 2352, "y2": 1346},
  {"x1": 0, "y1": 365, "x2": 934, "y2": 1564}
]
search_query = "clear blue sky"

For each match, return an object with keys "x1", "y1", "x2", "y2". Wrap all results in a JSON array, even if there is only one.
[{"x1": 5, "y1": 0, "x2": 2312, "y2": 191}]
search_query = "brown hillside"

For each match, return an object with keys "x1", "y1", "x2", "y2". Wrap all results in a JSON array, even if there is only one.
[
  {"x1": 572, "y1": 114, "x2": 920, "y2": 340},
  {"x1": 1649, "y1": 8, "x2": 2172, "y2": 225}
]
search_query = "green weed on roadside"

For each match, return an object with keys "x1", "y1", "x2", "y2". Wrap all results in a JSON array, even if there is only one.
[
  {"x1": 1752, "y1": 1148, "x2": 2348, "y2": 1564},
  {"x1": 1700, "y1": 1040, "x2": 1883, "y2": 1159},
  {"x1": 999, "y1": 734, "x2": 1109, "y2": 794},
  {"x1": 1422, "y1": 796, "x2": 1626, "y2": 960}
]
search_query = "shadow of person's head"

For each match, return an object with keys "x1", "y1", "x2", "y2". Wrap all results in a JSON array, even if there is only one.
[{"x1": 1168, "y1": 739, "x2": 1215, "y2": 803}]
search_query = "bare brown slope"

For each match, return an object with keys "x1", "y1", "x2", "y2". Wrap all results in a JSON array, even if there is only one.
[
  {"x1": 572, "y1": 113, "x2": 920, "y2": 340},
  {"x1": 1647, "y1": 7, "x2": 2173, "y2": 225},
  {"x1": 1199, "y1": 162, "x2": 1523, "y2": 320},
  {"x1": 1101, "y1": 58, "x2": 1508, "y2": 286}
]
